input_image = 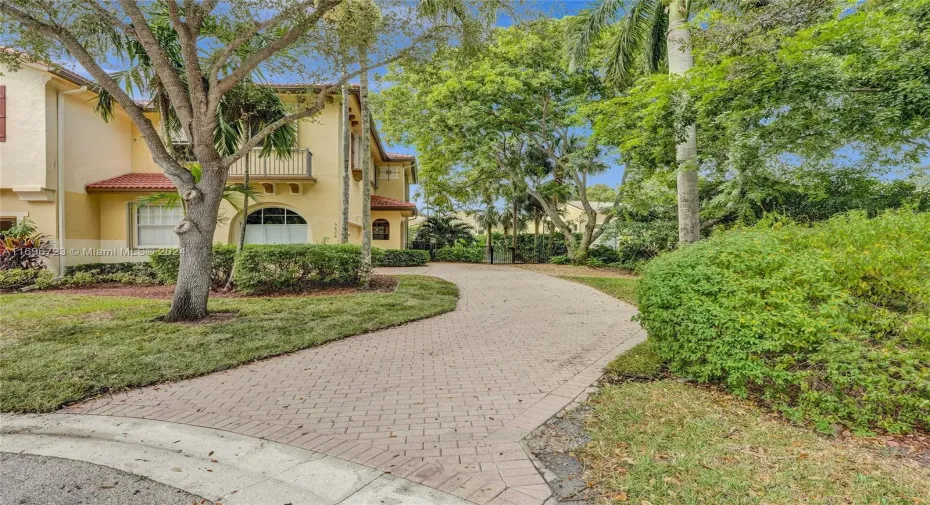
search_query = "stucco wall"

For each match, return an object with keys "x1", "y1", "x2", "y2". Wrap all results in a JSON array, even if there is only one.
[
  {"x1": 0, "y1": 64, "x2": 51, "y2": 189},
  {"x1": 62, "y1": 89, "x2": 133, "y2": 192}
]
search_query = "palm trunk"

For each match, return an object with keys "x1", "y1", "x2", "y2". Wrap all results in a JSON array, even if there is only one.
[
  {"x1": 165, "y1": 163, "x2": 225, "y2": 322},
  {"x1": 668, "y1": 0, "x2": 700, "y2": 245},
  {"x1": 340, "y1": 77, "x2": 351, "y2": 244},
  {"x1": 359, "y1": 50, "x2": 373, "y2": 288}
]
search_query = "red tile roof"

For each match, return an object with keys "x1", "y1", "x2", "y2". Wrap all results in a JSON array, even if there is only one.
[
  {"x1": 87, "y1": 173, "x2": 417, "y2": 212},
  {"x1": 385, "y1": 152, "x2": 415, "y2": 160},
  {"x1": 370, "y1": 195, "x2": 417, "y2": 211},
  {"x1": 86, "y1": 173, "x2": 175, "y2": 192}
]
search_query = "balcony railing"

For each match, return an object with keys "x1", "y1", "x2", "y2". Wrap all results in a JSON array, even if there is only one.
[{"x1": 229, "y1": 148, "x2": 313, "y2": 178}]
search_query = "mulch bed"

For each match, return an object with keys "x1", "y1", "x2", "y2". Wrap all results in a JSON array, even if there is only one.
[{"x1": 34, "y1": 275, "x2": 398, "y2": 299}]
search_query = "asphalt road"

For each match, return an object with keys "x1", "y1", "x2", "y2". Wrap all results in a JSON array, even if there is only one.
[{"x1": 0, "y1": 452, "x2": 208, "y2": 505}]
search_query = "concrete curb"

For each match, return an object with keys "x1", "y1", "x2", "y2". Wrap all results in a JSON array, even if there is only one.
[{"x1": 1, "y1": 413, "x2": 472, "y2": 505}]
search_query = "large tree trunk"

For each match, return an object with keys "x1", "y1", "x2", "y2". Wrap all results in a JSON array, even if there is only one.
[
  {"x1": 359, "y1": 50, "x2": 373, "y2": 288},
  {"x1": 165, "y1": 163, "x2": 226, "y2": 322},
  {"x1": 668, "y1": 0, "x2": 700, "y2": 245},
  {"x1": 340, "y1": 78, "x2": 351, "y2": 243}
]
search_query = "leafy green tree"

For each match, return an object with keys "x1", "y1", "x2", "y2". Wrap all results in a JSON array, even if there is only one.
[
  {"x1": 567, "y1": 0, "x2": 702, "y2": 244},
  {"x1": 377, "y1": 20, "x2": 615, "y2": 262},
  {"x1": 1, "y1": 0, "x2": 501, "y2": 320},
  {"x1": 584, "y1": 183, "x2": 618, "y2": 203}
]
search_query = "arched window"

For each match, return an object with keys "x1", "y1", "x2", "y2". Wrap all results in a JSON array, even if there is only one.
[
  {"x1": 244, "y1": 207, "x2": 308, "y2": 244},
  {"x1": 372, "y1": 219, "x2": 390, "y2": 240}
]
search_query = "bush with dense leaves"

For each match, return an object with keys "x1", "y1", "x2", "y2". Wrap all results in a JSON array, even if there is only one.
[
  {"x1": 0, "y1": 219, "x2": 53, "y2": 271},
  {"x1": 373, "y1": 249, "x2": 429, "y2": 267},
  {"x1": 0, "y1": 269, "x2": 53, "y2": 290},
  {"x1": 65, "y1": 262, "x2": 160, "y2": 284},
  {"x1": 150, "y1": 245, "x2": 236, "y2": 289},
  {"x1": 637, "y1": 210, "x2": 930, "y2": 433},
  {"x1": 587, "y1": 244, "x2": 621, "y2": 264},
  {"x1": 434, "y1": 246, "x2": 484, "y2": 263},
  {"x1": 549, "y1": 255, "x2": 570, "y2": 265},
  {"x1": 233, "y1": 244, "x2": 362, "y2": 294}
]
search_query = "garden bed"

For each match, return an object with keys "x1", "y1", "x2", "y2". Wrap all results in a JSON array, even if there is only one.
[{"x1": 35, "y1": 275, "x2": 398, "y2": 299}]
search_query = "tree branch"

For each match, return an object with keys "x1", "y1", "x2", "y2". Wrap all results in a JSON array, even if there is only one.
[
  {"x1": 116, "y1": 0, "x2": 194, "y2": 130},
  {"x1": 208, "y1": 0, "x2": 321, "y2": 85},
  {"x1": 214, "y1": 0, "x2": 342, "y2": 99}
]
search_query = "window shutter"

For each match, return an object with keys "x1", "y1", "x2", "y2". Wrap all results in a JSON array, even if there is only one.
[{"x1": 0, "y1": 85, "x2": 6, "y2": 142}]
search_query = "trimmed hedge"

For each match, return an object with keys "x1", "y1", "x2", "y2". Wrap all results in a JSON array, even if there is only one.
[
  {"x1": 637, "y1": 210, "x2": 930, "y2": 433},
  {"x1": 434, "y1": 246, "x2": 483, "y2": 263},
  {"x1": 373, "y1": 249, "x2": 429, "y2": 267},
  {"x1": 0, "y1": 269, "x2": 53, "y2": 290},
  {"x1": 233, "y1": 244, "x2": 362, "y2": 294},
  {"x1": 65, "y1": 262, "x2": 159, "y2": 284},
  {"x1": 150, "y1": 245, "x2": 236, "y2": 289}
]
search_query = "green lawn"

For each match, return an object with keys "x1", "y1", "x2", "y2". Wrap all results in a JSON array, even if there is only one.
[
  {"x1": 561, "y1": 275, "x2": 638, "y2": 306},
  {"x1": 565, "y1": 275, "x2": 930, "y2": 503},
  {"x1": 0, "y1": 275, "x2": 458, "y2": 413},
  {"x1": 583, "y1": 381, "x2": 930, "y2": 504}
]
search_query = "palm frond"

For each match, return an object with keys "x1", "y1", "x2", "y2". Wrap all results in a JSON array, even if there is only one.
[
  {"x1": 603, "y1": 0, "x2": 662, "y2": 88},
  {"x1": 643, "y1": 0, "x2": 669, "y2": 74},
  {"x1": 566, "y1": 0, "x2": 627, "y2": 72},
  {"x1": 135, "y1": 192, "x2": 182, "y2": 209}
]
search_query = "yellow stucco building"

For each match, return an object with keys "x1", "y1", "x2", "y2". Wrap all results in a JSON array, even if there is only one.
[{"x1": 0, "y1": 59, "x2": 417, "y2": 273}]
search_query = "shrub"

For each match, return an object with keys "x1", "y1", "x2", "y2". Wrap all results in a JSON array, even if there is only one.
[
  {"x1": 233, "y1": 244, "x2": 362, "y2": 294},
  {"x1": 586, "y1": 257, "x2": 606, "y2": 268},
  {"x1": 150, "y1": 245, "x2": 236, "y2": 289},
  {"x1": 588, "y1": 244, "x2": 621, "y2": 264},
  {"x1": 637, "y1": 210, "x2": 930, "y2": 433},
  {"x1": 549, "y1": 255, "x2": 570, "y2": 265},
  {"x1": 65, "y1": 262, "x2": 160, "y2": 284},
  {"x1": 433, "y1": 246, "x2": 483, "y2": 263},
  {"x1": 0, "y1": 269, "x2": 53, "y2": 290},
  {"x1": 374, "y1": 249, "x2": 429, "y2": 267},
  {"x1": 66, "y1": 261, "x2": 154, "y2": 277},
  {"x1": 613, "y1": 220, "x2": 678, "y2": 264},
  {"x1": 0, "y1": 219, "x2": 53, "y2": 271}
]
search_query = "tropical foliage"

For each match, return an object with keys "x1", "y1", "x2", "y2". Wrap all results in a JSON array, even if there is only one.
[
  {"x1": 636, "y1": 210, "x2": 930, "y2": 433},
  {"x1": 413, "y1": 215, "x2": 475, "y2": 248},
  {"x1": 0, "y1": 220, "x2": 52, "y2": 271}
]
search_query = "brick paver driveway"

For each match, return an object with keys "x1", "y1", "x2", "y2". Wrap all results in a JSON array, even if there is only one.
[{"x1": 67, "y1": 264, "x2": 644, "y2": 505}]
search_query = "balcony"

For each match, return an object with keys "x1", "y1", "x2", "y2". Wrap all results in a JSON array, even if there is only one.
[{"x1": 228, "y1": 148, "x2": 313, "y2": 178}]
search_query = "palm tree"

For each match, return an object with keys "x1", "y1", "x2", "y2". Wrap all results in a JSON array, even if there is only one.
[
  {"x1": 567, "y1": 0, "x2": 701, "y2": 244},
  {"x1": 468, "y1": 199, "x2": 501, "y2": 259},
  {"x1": 414, "y1": 215, "x2": 474, "y2": 248}
]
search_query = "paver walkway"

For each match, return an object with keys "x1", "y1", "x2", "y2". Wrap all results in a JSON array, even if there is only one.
[{"x1": 66, "y1": 263, "x2": 644, "y2": 505}]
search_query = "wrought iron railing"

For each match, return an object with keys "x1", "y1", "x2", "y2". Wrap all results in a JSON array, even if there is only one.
[{"x1": 229, "y1": 148, "x2": 313, "y2": 177}]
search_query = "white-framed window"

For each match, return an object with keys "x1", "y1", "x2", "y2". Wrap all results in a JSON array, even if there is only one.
[
  {"x1": 134, "y1": 204, "x2": 183, "y2": 248},
  {"x1": 244, "y1": 207, "x2": 308, "y2": 244}
]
